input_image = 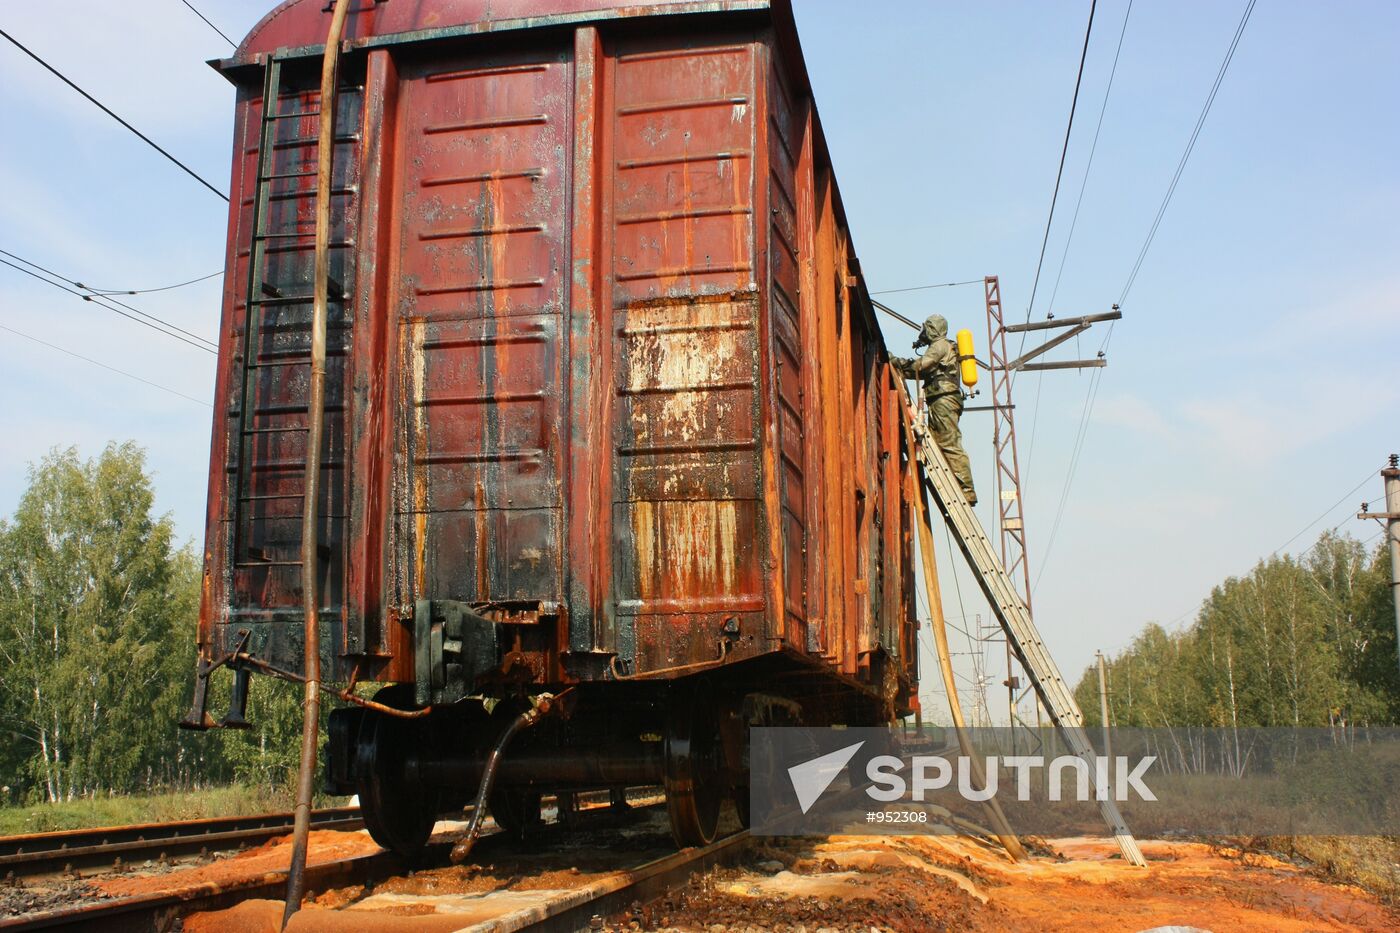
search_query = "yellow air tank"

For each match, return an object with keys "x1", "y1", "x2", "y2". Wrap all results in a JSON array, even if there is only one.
[{"x1": 955, "y1": 329, "x2": 978, "y2": 388}]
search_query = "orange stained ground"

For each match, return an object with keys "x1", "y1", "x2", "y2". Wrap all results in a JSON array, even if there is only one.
[
  {"x1": 91, "y1": 830, "x2": 381, "y2": 900},
  {"x1": 693, "y1": 834, "x2": 1398, "y2": 933},
  {"x1": 163, "y1": 830, "x2": 1396, "y2": 932}
]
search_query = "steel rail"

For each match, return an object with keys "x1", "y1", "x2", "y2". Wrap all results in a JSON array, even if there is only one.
[
  {"x1": 0, "y1": 846, "x2": 390, "y2": 933},
  {"x1": 459, "y1": 830, "x2": 753, "y2": 933},
  {"x1": 0, "y1": 808, "x2": 363, "y2": 880},
  {"x1": 0, "y1": 831, "x2": 748, "y2": 933},
  {"x1": 0, "y1": 793, "x2": 676, "y2": 932}
]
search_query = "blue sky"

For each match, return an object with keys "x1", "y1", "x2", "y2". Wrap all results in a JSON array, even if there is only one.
[{"x1": 1, "y1": 1, "x2": 1396, "y2": 719}]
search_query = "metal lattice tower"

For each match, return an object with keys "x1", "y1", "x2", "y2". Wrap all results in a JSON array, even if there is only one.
[{"x1": 983, "y1": 276, "x2": 1035, "y2": 615}]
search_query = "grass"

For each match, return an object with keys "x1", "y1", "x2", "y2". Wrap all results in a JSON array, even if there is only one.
[
  {"x1": 1262, "y1": 835, "x2": 1400, "y2": 906},
  {"x1": 0, "y1": 784, "x2": 308, "y2": 836}
]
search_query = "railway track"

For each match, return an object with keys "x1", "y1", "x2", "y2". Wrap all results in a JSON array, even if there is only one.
[
  {"x1": 0, "y1": 807, "x2": 363, "y2": 880},
  {"x1": 0, "y1": 843, "x2": 385, "y2": 933},
  {"x1": 0, "y1": 798, "x2": 752, "y2": 932},
  {"x1": 463, "y1": 830, "x2": 751, "y2": 933}
]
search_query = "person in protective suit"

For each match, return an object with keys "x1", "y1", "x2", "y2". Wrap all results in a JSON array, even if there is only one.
[{"x1": 892, "y1": 314, "x2": 977, "y2": 505}]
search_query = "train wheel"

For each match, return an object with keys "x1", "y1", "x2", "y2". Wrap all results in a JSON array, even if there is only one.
[
  {"x1": 664, "y1": 685, "x2": 723, "y2": 847},
  {"x1": 732, "y1": 785, "x2": 751, "y2": 828},
  {"x1": 357, "y1": 688, "x2": 440, "y2": 857},
  {"x1": 488, "y1": 787, "x2": 542, "y2": 838}
]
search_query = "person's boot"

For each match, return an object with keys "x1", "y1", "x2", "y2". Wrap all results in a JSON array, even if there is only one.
[{"x1": 963, "y1": 488, "x2": 978, "y2": 506}]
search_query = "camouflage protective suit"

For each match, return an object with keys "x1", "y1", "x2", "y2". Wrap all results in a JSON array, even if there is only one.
[{"x1": 891, "y1": 314, "x2": 977, "y2": 506}]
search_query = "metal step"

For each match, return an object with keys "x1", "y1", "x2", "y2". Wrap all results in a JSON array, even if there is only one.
[
  {"x1": 241, "y1": 425, "x2": 310, "y2": 435},
  {"x1": 259, "y1": 169, "x2": 317, "y2": 182},
  {"x1": 249, "y1": 292, "x2": 345, "y2": 307},
  {"x1": 911, "y1": 414, "x2": 1147, "y2": 867}
]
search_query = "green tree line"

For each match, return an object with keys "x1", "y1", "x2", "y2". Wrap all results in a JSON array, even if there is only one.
[
  {"x1": 1075, "y1": 533, "x2": 1398, "y2": 729},
  {"x1": 0, "y1": 445, "x2": 305, "y2": 805}
]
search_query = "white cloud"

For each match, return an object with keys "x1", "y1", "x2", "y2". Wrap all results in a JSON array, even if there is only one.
[
  {"x1": 1179, "y1": 370, "x2": 1397, "y2": 466},
  {"x1": 1092, "y1": 392, "x2": 1177, "y2": 444}
]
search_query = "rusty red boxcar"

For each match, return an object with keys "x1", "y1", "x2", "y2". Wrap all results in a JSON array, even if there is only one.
[{"x1": 184, "y1": 0, "x2": 925, "y2": 852}]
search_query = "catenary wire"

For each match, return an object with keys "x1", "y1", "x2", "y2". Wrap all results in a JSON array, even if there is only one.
[
  {"x1": 1162, "y1": 505, "x2": 1382, "y2": 633},
  {"x1": 0, "y1": 28, "x2": 229, "y2": 202},
  {"x1": 1021, "y1": 0, "x2": 1099, "y2": 335},
  {"x1": 1117, "y1": 0, "x2": 1256, "y2": 306},
  {"x1": 75, "y1": 269, "x2": 224, "y2": 296},
  {"x1": 1025, "y1": 0, "x2": 1132, "y2": 493},
  {"x1": 870, "y1": 280, "x2": 982, "y2": 296},
  {"x1": 0, "y1": 323, "x2": 210, "y2": 407},
  {"x1": 0, "y1": 256, "x2": 217, "y2": 354},
  {"x1": 1043, "y1": 0, "x2": 1136, "y2": 319},
  {"x1": 1031, "y1": 323, "x2": 1112, "y2": 593},
  {"x1": 178, "y1": 0, "x2": 236, "y2": 46},
  {"x1": 0, "y1": 250, "x2": 218, "y2": 351},
  {"x1": 1032, "y1": 0, "x2": 1258, "y2": 588},
  {"x1": 1270, "y1": 467, "x2": 1384, "y2": 558},
  {"x1": 0, "y1": 249, "x2": 218, "y2": 350}
]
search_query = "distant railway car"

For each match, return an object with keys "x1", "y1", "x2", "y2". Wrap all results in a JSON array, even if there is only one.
[{"x1": 185, "y1": 0, "x2": 923, "y2": 853}]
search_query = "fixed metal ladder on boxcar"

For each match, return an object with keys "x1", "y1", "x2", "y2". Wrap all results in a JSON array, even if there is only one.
[
  {"x1": 232, "y1": 56, "x2": 342, "y2": 575},
  {"x1": 910, "y1": 415, "x2": 1147, "y2": 867}
]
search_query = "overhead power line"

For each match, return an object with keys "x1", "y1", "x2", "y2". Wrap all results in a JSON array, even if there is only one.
[
  {"x1": 178, "y1": 0, "x2": 236, "y2": 47},
  {"x1": 75, "y1": 269, "x2": 223, "y2": 296},
  {"x1": 1161, "y1": 489, "x2": 1386, "y2": 632},
  {"x1": 1, "y1": 249, "x2": 218, "y2": 350},
  {"x1": 1031, "y1": 335, "x2": 1108, "y2": 592},
  {"x1": 870, "y1": 280, "x2": 982, "y2": 295},
  {"x1": 1044, "y1": 0, "x2": 1135, "y2": 317},
  {"x1": 0, "y1": 252, "x2": 218, "y2": 354},
  {"x1": 1271, "y1": 467, "x2": 1383, "y2": 558},
  {"x1": 1031, "y1": 319, "x2": 1116, "y2": 592},
  {"x1": 1020, "y1": 2, "x2": 1133, "y2": 488},
  {"x1": 1023, "y1": 0, "x2": 1099, "y2": 328},
  {"x1": 1118, "y1": 0, "x2": 1257, "y2": 305},
  {"x1": 0, "y1": 323, "x2": 210, "y2": 407},
  {"x1": 1033, "y1": 1, "x2": 1258, "y2": 588},
  {"x1": 1359, "y1": 526, "x2": 1387, "y2": 549},
  {"x1": 0, "y1": 27, "x2": 230, "y2": 202},
  {"x1": 1023, "y1": 2, "x2": 1135, "y2": 487}
]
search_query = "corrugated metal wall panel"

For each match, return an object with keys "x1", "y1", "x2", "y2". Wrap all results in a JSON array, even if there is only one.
[
  {"x1": 389, "y1": 48, "x2": 572, "y2": 608},
  {"x1": 606, "y1": 37, "x2": 766, "y2": 672}
]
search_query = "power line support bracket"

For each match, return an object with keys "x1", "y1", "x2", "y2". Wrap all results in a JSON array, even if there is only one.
[{"x1": 1358, "y1": 455, "x2": 1400, "y2": 676}]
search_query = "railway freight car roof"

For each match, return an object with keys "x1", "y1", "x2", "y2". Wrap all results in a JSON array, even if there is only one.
[
  {"x1": 232, "y1": 0, "x2": 770, "y2": 61},
  {"x1": 219, "y1": 0, "x2": 893, "y2": 350}
]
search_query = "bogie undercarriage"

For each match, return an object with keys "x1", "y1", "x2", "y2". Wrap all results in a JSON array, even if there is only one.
[{"x1": 322, "y1": 655, "x2": 895, "y2": 853}]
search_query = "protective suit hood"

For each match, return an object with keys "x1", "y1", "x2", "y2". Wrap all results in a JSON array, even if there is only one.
[{"x1": 922, "y1": 314, "x2": 948, "y2": 343}]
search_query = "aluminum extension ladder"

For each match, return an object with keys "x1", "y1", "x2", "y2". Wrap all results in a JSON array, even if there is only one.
[{"x1": 911, "y1": 417, "x2": 1147, "y2": 867}]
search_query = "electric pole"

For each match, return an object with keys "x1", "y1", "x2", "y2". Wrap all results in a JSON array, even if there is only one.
[
  {"x1": 1095, "y1": 650, "x2": 1112, "y2": 763},
  {"x1": 981, "y1": 275, "x2": 1119, "y2": 741},
  {"x1": 1358, "y1": 454, "x2": 1400, "y2": 675}
]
